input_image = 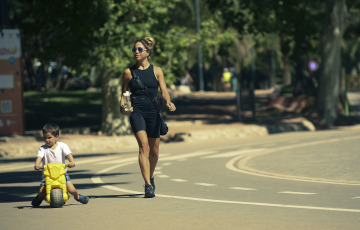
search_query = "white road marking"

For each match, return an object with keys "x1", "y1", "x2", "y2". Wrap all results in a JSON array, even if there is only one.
[
  {"x1": 0, "y1": 155, "x2": 121, "y2": 172},
  {"x1": 76, "y1": 156, "x2": 120, "y2": 165},
  {"x1": 203, "y1": 148, "x2": 266, "y2": 159},
  {"x1": 161, "y1": 162, "x2": 172, "y2": 166},
  {"x1": 226, "y1": 136, "x2": 360, "y2": 186},
  {"x1": 171, "y1": 179, "x2": 188, "y2": 182},
  {"x1": 351, "y1": 197, "x2": 360, "y2": 199},
  {"x1": 1, "y1": 182, "x2": 36, "y2": 187},
  {"x1": 97, "y1": 157, "x2": 138, "y2": 165},
  {"x1": 154, "y1": 171, "x2": 162, "y2": 175},
  {"x1": 89, "y1": 149, "x2": 360, "y2": 214},
  {"x1": 195, "y1": 183, "x2": 217, "y2": 187},
  {"x1": 278, "y1": 191, "x2": 317, "y2": 195},
  {"x1": 158, "y1": 175, "x2": 169, "y2": 178},
  {"x1": 230, "y1": 187, "x2": 257, "y2": 191},
  {"x1": 91, "y1": 176, "x2": 103, "y2": 184},
  {"x1": 95, "y1": 154, "x2": 169, "y2": 165},
  {"x1": 97, "y1": 162, "x2": 134, "y2": 174},
  {"x1": 0, "y1": 155, "x2": 118, "y2": 172},
  {"x1": 0, "y1": 163, "x2": 32, "y2": 172},
  {"x1": 92, "y1": 176, "x2": 360, "y2": 213},
  {"x1": 160, "y1": 150, "x2": 216, "y2": 161}
]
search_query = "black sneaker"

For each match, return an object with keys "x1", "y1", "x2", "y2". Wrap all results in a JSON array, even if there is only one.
[
  {"x1": 150, "y1": 177, "x2": 155, "y2": 192},
  {"x1": 144, "y1": 184, "x2": 155, "y2": 198},
  {"x1": 77, "y1": 194, "x2": 89, "y2": 204},
  {"x1": 31, "y1": 196, "x2": 43, "y2": 207}
]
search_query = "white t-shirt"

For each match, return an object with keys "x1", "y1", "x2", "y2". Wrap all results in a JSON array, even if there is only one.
[{"x1": 37, "y1": 141, "x2": 72, "y2": 165}]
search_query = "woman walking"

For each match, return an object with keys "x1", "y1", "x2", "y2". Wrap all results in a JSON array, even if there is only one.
[{"x1": 120, "y1": 37, "x2": 176, "y2": 198}]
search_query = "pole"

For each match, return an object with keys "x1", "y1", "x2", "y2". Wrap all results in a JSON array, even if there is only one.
[
  {"x1": 236, "y1": 87, "x2": 242, "y2": 121},
  {"x1": 344, "y1": 73, "x2": 349, "y2": 117},
  {"x1": 250, "y1": 43, "x2": 256, "y2": 119},
  {"x1": 270, "y1": 33, "x2": 276, "y2": 88},
  {"x1": 195, "y1": 0, "x2": 204, "y2": 91}
]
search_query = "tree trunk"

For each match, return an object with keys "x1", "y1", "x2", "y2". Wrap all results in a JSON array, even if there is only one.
[
  {"x1": 22, "y1": 54, "x2": 33, "y2": 90},
  {"x1": 318, "y1": 0, "x2": 348, "y2": 126},
  {"x1": 43, "y1": 61, "x2": 52, "y2": 90},
  {"x1": 280, "y1": 36, "x2": 292, "y2": 86},
  {"x1": 54, "y1": 57, "x2": 65, "y2": 90},
  {"x1": 100, "y1": 68, "x2": 132, "y2": 136},
  {"x1": 282, "y1": 54, "x2": 292, "y2": 85}
]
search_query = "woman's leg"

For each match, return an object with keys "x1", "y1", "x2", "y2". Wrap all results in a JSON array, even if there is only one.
[
  {"x1": 135, "y1": 130, "x2": 151, "y2": 185},
  {"x1": 149, "y1": 137, "x2": 160, "y2": 178}
]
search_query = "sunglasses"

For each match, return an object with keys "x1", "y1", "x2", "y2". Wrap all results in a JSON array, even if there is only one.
[{"x1": 132, "y1": 47, "x2": 147, "y2": 53}]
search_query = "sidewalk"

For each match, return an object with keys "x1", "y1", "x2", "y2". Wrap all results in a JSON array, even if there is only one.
[{"x1": 1, "y1": 89, "x2": 360, "y2": 159}]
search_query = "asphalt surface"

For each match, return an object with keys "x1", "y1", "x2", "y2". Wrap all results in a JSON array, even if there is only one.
[
  {"x1": 1, "y1": 88, "x2": 360, "y2": 230},
  {"x1": 1, "y1": 128, "x2": 360, "y2": 230},
  {"x1": 0, "y1": 92, "x2": 360, "y2": 183}
]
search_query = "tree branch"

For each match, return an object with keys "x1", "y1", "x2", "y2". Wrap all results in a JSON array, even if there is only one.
[{"x1": 344, "y1": 9, "x2": 360, "y2": 29}]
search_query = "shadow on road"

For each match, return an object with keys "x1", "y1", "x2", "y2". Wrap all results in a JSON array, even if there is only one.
[
  {"x1": 0, "y1": 151, "x2": 134, "y2": 164},
  {"x1": 89, "y1": 194, "x2": 143, "y2": 199},
  {"x1": 0, "y1": 169, "x2": 134, "y2": 203},
  {"x1": 15, "y1": 203, "x2": 91, "y2": 209}
]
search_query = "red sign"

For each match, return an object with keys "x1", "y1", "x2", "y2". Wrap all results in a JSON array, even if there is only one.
[{"x1": 0, "y1": 29, "x2": 24, "y2": 136}]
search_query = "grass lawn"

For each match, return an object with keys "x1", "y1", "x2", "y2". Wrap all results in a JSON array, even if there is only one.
[{"x1": 24, "y1": 90, "x2": 102, "y2": 131}]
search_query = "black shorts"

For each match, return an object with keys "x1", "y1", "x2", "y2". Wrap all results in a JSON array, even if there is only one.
[{"x1": 130, "y1": 97, "x2": 161, "y2": 138}]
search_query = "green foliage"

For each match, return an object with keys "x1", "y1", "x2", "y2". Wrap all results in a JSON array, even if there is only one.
[
  {"x1": 7, "y1": 0, "x2": 250, "y2": 89},
  {"x1": 343, "y1": 1, "x2": 360, "y2": 76},
  {"x1": 7, "y1": 0, "x2": 108, "y2": 70},
  {"x1": 8, "y1": 0, "x2": 360, "y2": 129},
  {"x1": 89, "y1": 0, "x2": 193, "y2": 84},
  {"x1": 207, "y1": 0, "x2": 326, "y2": 60},
  {"x1": 7, "y1": 0, "x2": 360, "y2": 90},
  {"x1": 24, "y1": 90, "x2": 101, "y2": 130}
]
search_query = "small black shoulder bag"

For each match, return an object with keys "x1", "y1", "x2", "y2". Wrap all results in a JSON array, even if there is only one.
[{"x1": 131, "y1": 69, "x2": 168, "y2": 136}]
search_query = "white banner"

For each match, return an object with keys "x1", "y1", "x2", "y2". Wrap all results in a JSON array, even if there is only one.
[{"x1": 0, "y1": 29, "x2": 22, "y2": 60}]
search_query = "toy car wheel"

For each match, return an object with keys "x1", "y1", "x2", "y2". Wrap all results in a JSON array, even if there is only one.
[{"x1": 50, "y1": 188, "x2": 64, "y2": 208}]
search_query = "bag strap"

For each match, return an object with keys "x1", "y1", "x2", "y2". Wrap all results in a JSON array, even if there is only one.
[{"x1": 131, "y1": 68, "x2": 161, "y2": 113}]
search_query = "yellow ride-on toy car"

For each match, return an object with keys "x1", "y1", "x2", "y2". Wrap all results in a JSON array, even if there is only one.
[{"x1": 43, "y1": 163, "x2": 69, "y2": 208}]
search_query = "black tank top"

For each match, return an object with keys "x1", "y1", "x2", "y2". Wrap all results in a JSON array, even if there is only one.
[{"x1": 129, "y1": 64, "x2": 158, "y2": 99}]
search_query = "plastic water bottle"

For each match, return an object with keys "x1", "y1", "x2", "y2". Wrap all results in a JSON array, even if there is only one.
[{"x1": 123, "y1": 91, "x2": 131, "y2": 111}]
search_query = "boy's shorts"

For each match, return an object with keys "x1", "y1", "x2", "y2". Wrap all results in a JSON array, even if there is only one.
[{"x1": 40, "y1": 173, "x2": 71, "y2": 187}]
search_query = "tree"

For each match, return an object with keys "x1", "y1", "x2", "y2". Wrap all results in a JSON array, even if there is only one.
[
  {"x1": 317, "y1": 0, "x2": 360, "y2": 126},
  {"x1": 8, "y1": 0, "x2": 234, "y2": 134},
  {"x1": 207, "y1": 0, "x2": 360, "y2": 126},
  {"x1": 7, "y1": 0, "x2": 108, "y2": 90},
  {"x1": 92, "y1": 0, "x2": 192, "y2": 135},
  {"x1": 169, "y1": 0, "x2": 242, "y2": 91}
]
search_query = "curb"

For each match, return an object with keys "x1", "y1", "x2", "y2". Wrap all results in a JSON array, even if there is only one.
[
  {"x1": 0, "y1": 123, "x2": 267, "y2": 159},
  {"x1": 0, "y1": 118, "x2": 316, "y2": 159}
]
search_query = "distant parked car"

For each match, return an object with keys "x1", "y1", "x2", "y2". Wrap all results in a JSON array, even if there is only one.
[
  {"x1": 49, "y1": 62, "x2": 92, "y2": 90},
  {"x1": 71, "y1": 76, "x2": 91, "y2": 90}
]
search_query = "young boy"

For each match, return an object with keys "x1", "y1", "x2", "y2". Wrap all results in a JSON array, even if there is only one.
[{"x1": 31, "y1": 123, "x2": 89, "y2": 207}]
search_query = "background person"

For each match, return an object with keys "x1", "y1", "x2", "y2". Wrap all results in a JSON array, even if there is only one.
[
  {"x1": 222, "y1": 67, "x2": 231, "y2": 91},
  {"x1": 181, "y1": 70, "x2": 193, "y2": 86}
]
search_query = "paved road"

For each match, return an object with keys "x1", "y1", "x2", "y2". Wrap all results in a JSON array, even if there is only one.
[{"x1": 1, "y1": 128, "x2": 360, "y2": 230}]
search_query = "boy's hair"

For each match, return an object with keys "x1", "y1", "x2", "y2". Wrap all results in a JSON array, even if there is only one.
[{"x1": 42, "y1": 123, "x2": 60, "y2": 136}]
